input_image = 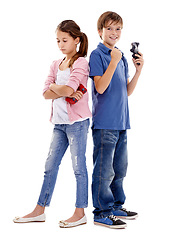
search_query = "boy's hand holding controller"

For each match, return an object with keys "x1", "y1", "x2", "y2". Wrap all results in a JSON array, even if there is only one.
[{"x1": 130, "y1": 42, "x2": 144, "y2": 72}]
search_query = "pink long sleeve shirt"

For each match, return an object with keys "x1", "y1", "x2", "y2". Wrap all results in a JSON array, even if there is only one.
[{"x1": 43, "y1": 57, "x2": 92, "y2": 123}]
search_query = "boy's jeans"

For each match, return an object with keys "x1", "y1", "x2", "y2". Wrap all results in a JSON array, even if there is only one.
[
  {"x1": 92, "y1": 129, "x2": 128, "y2": 219},
  {"x1": 37, "y1": 119, "x2": 89, "y2": 208}
]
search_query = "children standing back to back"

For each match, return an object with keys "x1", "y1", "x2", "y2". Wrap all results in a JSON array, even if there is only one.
[
  {"x1": 13, "y1": 14, "x2": 144, "y2": 229},
  {"x1": 89, "y1": 11, "x2": 144, "y2": 229}
]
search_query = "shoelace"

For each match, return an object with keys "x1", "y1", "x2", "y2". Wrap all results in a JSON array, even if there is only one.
[
  {"x1": 108, "y1": 215, "x2": 119, "y2": 221},
  {"x1": 122, "y1": 208, "x2": 131, "y2": 213}
]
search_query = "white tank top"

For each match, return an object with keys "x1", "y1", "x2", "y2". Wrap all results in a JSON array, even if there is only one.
[{"x1": 52, "y1": 68, "x2": 71, "y2": 124}]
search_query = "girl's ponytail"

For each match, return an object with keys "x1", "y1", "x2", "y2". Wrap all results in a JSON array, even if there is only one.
[
  {"x1": 56, "y1": 20, "x2": 88, "y2": 68},
  {"x1": 69, "y1": 32, "x2": 88, "y2": 67},
  {"x1": 79, "y1": 32, "x2": 88, "y2": 57}
]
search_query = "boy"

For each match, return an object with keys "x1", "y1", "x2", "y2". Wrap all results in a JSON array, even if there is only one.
[{"x1": 89, "y1": 11, "x2": 144, "y2": 229}]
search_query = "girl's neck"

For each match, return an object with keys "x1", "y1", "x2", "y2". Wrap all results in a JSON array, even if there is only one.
[
  {"x1": 65, "y1": 50, "x2": 77, "y2": 61},
  {"x1": 60, "y1": 50, "x2": 77, "y2": 71}
]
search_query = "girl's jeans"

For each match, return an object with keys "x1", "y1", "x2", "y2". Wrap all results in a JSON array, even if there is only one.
[
  {"x1": 92, "y1": 129, "x2": 128, "y2": 219},
  {"x1": 37, "y1": 119, "x2": 89, "y2": 208}
]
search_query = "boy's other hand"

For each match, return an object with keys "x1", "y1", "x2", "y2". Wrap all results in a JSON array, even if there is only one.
[
  {"x1": 111, "y1": 48, "x2": 122, "y2": 65},
  {"x1": 133, "y1": 52, "x2": 144, "y2": 72}
]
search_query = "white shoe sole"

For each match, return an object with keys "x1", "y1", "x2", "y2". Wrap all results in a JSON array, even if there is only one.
[
  {"x1": 118, "y1": 214, "x2": 138, "y2": 220},
  {"x1": 13, "y1": 213, "x2": 46, "y2": 223},
  {"x1": 59, "y1": 215, "x2": 87, "y2": 228},
  {"x1": 94, "y1": 221, "x2": 127, "y2": 229}
]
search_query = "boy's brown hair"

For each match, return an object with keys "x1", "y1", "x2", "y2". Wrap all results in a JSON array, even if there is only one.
[{"x1": 97, "y1": 11, "x2": 123, "y2": 31}]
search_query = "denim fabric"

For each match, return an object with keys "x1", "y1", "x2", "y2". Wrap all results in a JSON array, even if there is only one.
[
  {"x1": 92, "y1": 129, "x2": 128, "y2": 218},
  {"x1": 38, "y1": 119, "x2": 89, "y2": 208}
]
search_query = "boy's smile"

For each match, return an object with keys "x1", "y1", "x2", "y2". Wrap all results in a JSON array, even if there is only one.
[{"x1": 98, "y1": 21, "x2": 122, "y2": 49}]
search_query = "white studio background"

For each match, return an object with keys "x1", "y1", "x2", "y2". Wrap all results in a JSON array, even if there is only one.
[{"x1": 0, "y1": 0, "x2": 185, "y2": 239}]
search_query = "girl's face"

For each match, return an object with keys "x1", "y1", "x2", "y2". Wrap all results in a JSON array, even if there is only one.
[
  {"x1": 99, "y1": 21, "x2": 122, "y2": 49},
  {"x1": 56, "y1": 30, "x2": 79, "y2": 57}
]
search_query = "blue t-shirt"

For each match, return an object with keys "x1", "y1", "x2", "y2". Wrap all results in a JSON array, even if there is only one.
[{"x1": 89, "y1": 42, "x2": 131, "y2": 130}]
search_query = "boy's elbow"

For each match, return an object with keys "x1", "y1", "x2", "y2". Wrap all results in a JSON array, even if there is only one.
[
  {"x1": 94, "y1": 76, "x2": 105, "y2": 94},
  {"x1": 97, "y1": 89, "x2": 105, "y2": 94},
  {"x1": 127, "y1": 90, "x2": 133, "y2": 96},
  {"x1": 95, "y1": 85, "x2": 105, "y2": 94}
]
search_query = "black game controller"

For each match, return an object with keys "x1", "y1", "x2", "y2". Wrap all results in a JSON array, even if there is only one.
[{"x1": 130, "y1": 42, "x2": 141, "y2": 65}]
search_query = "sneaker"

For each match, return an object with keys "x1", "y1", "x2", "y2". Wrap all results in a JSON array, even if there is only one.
[
  {"x1": 113, "y1": 208, "x2": 138, "y2": 220},
  {"x1": 94, "y1": 215, "x2": 127, "y2": 229}
]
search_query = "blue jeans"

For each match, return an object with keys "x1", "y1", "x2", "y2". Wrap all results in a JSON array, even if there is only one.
[
  {"x1": 92, "y1": 129, "x2": 128, "y2": 219},
  {"x1": 38, "y1": 119, "x2": 89, "y2": 208}
]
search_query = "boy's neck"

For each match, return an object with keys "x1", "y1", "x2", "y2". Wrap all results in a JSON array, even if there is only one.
[{"x1": 102, "y1": 41, "x2": 115, "y2": 50}]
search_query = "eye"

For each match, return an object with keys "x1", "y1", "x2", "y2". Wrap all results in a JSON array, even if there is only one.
[
  {"x1": 107, "y1": 27, "x2": 111, "y2": 31},
  {"x1": 117, "y1": 28, "x2": 121, "y2": 31}
]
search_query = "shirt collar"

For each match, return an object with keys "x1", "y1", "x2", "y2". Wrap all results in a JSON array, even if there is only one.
[
  {"x1": 97, "y1": 42, "x2": 112, "y2": 55},
  {"x1": 97, "y1": 42, "x2": 128, "y2": 79},
  {"x1": 97, "y1": 42, "x2": 125, "y2": 57}
]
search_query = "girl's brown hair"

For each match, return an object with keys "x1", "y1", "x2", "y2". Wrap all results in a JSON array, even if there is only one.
[{"x1": 56, "y1": 20, "x2": 88, "y2": 68}]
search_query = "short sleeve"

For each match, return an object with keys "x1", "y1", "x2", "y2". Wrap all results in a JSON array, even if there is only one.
[{"x1": 89, "y1": 51, "x2": 104, "y2": 79}]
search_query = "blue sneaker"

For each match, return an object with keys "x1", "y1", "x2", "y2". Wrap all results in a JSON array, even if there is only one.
[
  {"x1": 113, "y1": 208, "x2": 138, "y2": 220},
  {"x1": 94, "y1": 215, "x2": 127, "y2": 229}
]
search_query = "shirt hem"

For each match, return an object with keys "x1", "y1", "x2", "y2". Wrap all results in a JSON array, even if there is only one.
[
  {"x1": 91, "y1": 124, "x2": 131, "y2": 131},
  {"x1": 52, "y1": 117, "x2": 90, "y2": 125}
]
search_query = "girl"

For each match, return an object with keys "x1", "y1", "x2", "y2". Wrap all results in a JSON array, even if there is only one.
[{"x1": 14, "y1": 20, "x2": 92, "y2": 228}]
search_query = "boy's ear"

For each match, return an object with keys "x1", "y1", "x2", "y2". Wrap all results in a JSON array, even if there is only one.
[{"x1": 98, "y1": 29, "x2": 103, "y2": 39}]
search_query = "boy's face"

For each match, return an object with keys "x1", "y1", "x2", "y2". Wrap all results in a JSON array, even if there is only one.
[{"x1": 99, "y1": 21, "x2": 122, "y2": 49}]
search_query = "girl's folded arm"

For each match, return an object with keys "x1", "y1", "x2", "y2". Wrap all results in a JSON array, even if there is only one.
[
  {"x1": 43, "y1": 89, "x2": 61, "y2": 100},
  {"x1": 49, "y1": 84, "x2": 74, "y2": 97}
]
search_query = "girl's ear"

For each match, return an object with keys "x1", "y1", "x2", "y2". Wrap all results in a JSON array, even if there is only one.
[{"x1": 75, "y1": 37, "x2": 80, "y2": 45}]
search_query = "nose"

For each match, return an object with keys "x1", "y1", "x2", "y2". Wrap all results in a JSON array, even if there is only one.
[
  {"x1": 58, "y1": 42, "x2": 63, "y2": 49},
  {"x1": 112, "y1": 29, "x2": 117, "y2": 35}
]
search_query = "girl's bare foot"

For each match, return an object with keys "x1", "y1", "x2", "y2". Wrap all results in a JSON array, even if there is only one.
[
  {"x1": 64, "y1": 208, "x2": 85, "y2": 222},
  {"x1": 23, "y1": 205, "x2": 45, "y2": 218}
]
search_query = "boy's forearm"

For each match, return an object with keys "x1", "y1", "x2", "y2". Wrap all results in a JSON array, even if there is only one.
[
  {"x1": 127, "y1": 70, "x2": 141, "y2": 96},
  {"x1": 127, "y1": 51, "x2": 144, "y2": 96},
  {"x1": 95, "y1": 60, "x2": 117, "y2": 94}
]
